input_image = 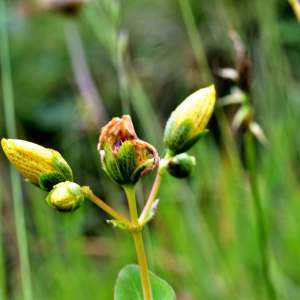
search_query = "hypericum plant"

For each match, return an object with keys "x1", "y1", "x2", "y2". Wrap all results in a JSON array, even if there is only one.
[{"x1": 1, "y1": 84, "x2": 216, "y2": 300}]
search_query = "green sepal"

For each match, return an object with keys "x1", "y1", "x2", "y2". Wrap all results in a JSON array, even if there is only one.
[
  {"x1": 38, "y1": 171, "x2": 67, "y2": 191},
  {"x1": 166, "y1": 118, "x2": 193, "y2": 153},
  {"x1": 71, "y1": 195, "x2": 84, "y2": 212},
  {"x1": 163, "y1": 112, "x2": 177, "y2": 147},
  {"x1": 68, "y1": 184, "x2": 82, "y2": 196},
  {"x1": 103, "y1": 143, "x2": 125, "y2": 184},
  {"x1": 175, "y1": 129, "x2": 209, "y2": 154},
  {"x1": 52, "y1": 150, "x2": 73, "y2": 182},
  {"x1": 45, "y1": 189, "x2": 57, "y2": 211},
  {"x1": 167, "y1": 153, "x2": 196, "y2": 178},
  {"x1": 130, "y1": 158, "x2": 154, "y2": 184},
  {"x1": 117, "y1": 141, "x2": 138, "y2": 182}
]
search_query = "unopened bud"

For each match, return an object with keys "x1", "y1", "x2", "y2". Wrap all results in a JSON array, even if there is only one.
[
  {"x1": 1, "y1": 139, "x2": 73, "y2": 191},
  {"x1": 164, "y1": 85, "x2": 216, "y2": 154},
  {"x1": 46, "y1": 181, "x2": 84, "y2": 212},
  {"x1": 167, "y1": 153, "x2": 196, "y2": 178}
]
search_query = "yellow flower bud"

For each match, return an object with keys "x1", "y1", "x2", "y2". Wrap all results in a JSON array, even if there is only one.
[
  {"x1": 164, "y1": 85, "x2": 216, "y2": 154},
  {"x1": 1, "y1": 139, "x2": 73, "y2": 191},
  {"x1": 46, "y1": 181, "x2": 84, "y2": 212}
]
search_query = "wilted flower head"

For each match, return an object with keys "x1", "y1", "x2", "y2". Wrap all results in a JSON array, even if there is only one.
[
  {"x1": 164, "y1": 85, "x2": 216, "y2": 154},
  {"x1": 1, "y1": 139, "x2": 73, "y2": 191},
  {"x1": 46, "y1": 181, "x2": 84, "y2": 212},
  {"x1": 98, "y1": 115, "x2": 159, "y2": 185}
]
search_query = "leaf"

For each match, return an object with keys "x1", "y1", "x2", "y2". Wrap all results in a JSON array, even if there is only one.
[{"x1": 114, "y1": 264, "x2": 176, "y2": 300}]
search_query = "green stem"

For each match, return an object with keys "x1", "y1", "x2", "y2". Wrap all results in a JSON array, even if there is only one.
[
  {"x1": 139, "y1": 151, "x2": 173, "y2": 224},
  {"x1": 244, "y1": 130, "x2": 276, "y2": 300},
  {"x1": 82, "y1": 188, "x2": 132, "y2": 227},
  {"x1": 124, "y1": 185, "x2": 152, "y2": 300},
  {"x1": 0, "y1": 1, "x2": 33, "y2": 299}
]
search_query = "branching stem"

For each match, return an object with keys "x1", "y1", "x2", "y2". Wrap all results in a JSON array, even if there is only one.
[
  {"x1": 139, "y1": 151, "x2": 173, "y2": 224},
  {"x1": 82, "y1": 187, "x2": 131, "y2": 226}
]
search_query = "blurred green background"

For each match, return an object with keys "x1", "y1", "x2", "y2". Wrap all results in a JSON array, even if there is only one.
[{"x1": 1, "y1": 0, "x2": 300, "y2": 299}]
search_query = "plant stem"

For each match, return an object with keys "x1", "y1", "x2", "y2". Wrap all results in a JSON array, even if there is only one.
[
  {"x1": 139, "y1": 171, "x2": 163, "y2": 224},
  {"x1": 82, "y1": 188, "x2": 132, "y2": 226},
  {"x1": 139, "y1": 152, "x2": 173, "y2": 224},
  {"x1": 0, "y1": 1, "x2": 33, "y2": 299},
  {"x1": 244, "y1": 130, "x2": 276, "y2": 300},
  {"x1": 124, "y1": 185, "x2": 152, "y2": 300}
]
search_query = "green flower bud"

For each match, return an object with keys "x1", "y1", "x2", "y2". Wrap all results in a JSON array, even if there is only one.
[
  {"x1": 1, "y1": 139, "x2": 73, "y2": 191},
  {"x1": 98, "y1": 116, "x2": 159, "y2": 186},
  {"x1": 46, "y1": 181, "x2": 84, "y2": 212},
  {"x1": 164, "y1": 85, "x2": 216, "y2": 155},
  {"x1": 167, "y1": 153, "x2": 196, "y2": 179}
]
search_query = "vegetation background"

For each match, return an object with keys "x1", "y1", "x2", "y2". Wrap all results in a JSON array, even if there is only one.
[{"x1": 1, "y1": 0, "x2": 300, "y2": 299}]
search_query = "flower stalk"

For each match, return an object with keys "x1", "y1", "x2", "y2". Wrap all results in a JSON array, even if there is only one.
[
  {"x1": 82, "y1": 187, "x2": 132, "y2": 227},
  {"x1": 124, "y1": 185, "x2": 152, "y2": 300}
]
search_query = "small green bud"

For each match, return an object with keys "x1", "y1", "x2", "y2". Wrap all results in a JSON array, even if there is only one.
[
  {"x1": 167, "y1": 153, "x2": 196, "y2": 179},
  {"x1": 164, "y1": 85, "x2": 216, "y2": 154},
  {"x1": 46, "y1": 181, "x2": 84, "y2": 212}
]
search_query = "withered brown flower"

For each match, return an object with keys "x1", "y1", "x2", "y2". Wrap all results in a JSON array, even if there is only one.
[{"x1": 98, "y1": 115, "x2": 159, "y2": 177}]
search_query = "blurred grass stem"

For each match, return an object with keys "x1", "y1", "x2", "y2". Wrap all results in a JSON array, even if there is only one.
[
  {"x1": 0, "y1": 1, "x2": 33, "y2": 299},
  {"x1": 177, "y1": 0, "x2": 212, "y2": 84},
  {"x1": 64, "y1": 19, "x2": 108, "y2": 127},
  {"x1": 245, "y1": 130, "x2": 277, "y2": 300},
  {"x1": 0, "y1": 182, "x2": 6, "y2": 300},
  {"x1": 124, "y1": 185, "x2": 152, "y2": 300}
]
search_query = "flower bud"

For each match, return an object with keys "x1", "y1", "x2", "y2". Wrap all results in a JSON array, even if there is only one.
[
  {"x1": 98, "y1": 115, "x2": 159, "y2": 186},
  {"x1": 167, "y1": 153, "x2": 196, "y2": 178},
  {"x1": 164, "y1": 85, "x2": 216, "y2": 155},
  {"x1": 1, "y1": 139, "x2": 73, "y2": 191},
  {"x1": 46, "y1": 181, "x2": 84, "y2": 212}
]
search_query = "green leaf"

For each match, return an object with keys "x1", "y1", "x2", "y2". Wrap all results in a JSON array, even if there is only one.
[
  {"x1": 117, "y1": 141, "x2": 138, "y2": 182},
  {"x1": 114, "y1": 264, "x2": 176, "y2": 300}
]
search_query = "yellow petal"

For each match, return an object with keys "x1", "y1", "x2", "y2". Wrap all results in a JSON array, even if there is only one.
[
  {"x1": 175, "y1": 85, "x2": 216, "y2": 139},
  {"x1": 1, "y1": 138, "x2": 57, "y2": 185}
]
